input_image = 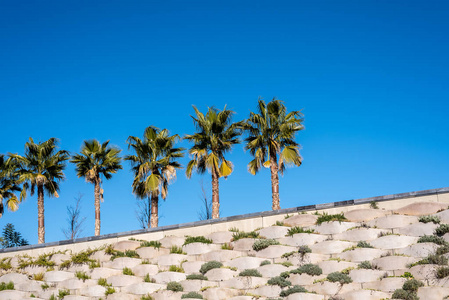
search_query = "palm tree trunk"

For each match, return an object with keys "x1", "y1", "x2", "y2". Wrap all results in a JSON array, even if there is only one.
[
  {"x1": 94, "y1": 178, "x2": 101, "y2": 236},
  {"x1": 211, "y1": 169, "x2": 220, "y2": 219},
  {"x1": 37, "y1": 184, "x2": 45, "y2": 244},
  {"x1": 150, "y1": 193, "x2": 158, "y2": 228},
  {"x1": 147, "y1": 197, "x2": 151, "y2": 229},
  {"x1": 270, "y1": 155, "x2": 280, "y2": 210}
]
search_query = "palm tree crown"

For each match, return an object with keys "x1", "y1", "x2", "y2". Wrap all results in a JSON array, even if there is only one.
[
  {"x1": 243, "y1": 98, "x2": 304, "y2": 210},
  {"x1": 11, "y1": 137, "x2": 69, "y2": 243},
  {"x1": 0, "y1": 154, "x2": 21, "y2": 218},
  {"x1": 126, "y1": 126, "x2": 184, "y2": 228},
  {"x1": 71, "y1": 140, "x2": 122, "y2": 236},
  {"x1": 185, "y1": 106, "x2": 242, "y2": 219}
]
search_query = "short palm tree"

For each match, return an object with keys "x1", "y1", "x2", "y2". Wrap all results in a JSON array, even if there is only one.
[
  {"x1": 71, "y1": 140, "x2": 122, "y2": 236},
  {"x1": 11, "y1": 138, "x2": 69, "y2": 244},
  {"x1": 126, "y1": 126, "x2": 184, "y2": 228},
  {"x1": 0, "y1": 154, "x2": 21, "y2": 218},
  {"x1": 185, "y1": 106, "x2": 242, "y2": 219},
  {"x1": 243, "y1": 98, "x2": 304, "y2": 210}
]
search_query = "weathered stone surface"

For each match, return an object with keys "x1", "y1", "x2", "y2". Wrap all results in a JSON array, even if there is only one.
[
  {"x1": 51, "y1": 253, "x2": 71, "y2": 265},
  {"x1": 278, "y1": 233, "x2": 327, "y2": 246},
  {"x1": 207, "y1": 231, "x2": 233, "y2": 244},
  {"x1": 231, "y1": 238, "x2": 257, "y2": 251},
  {"x1": 307, "y1": 281, "x2": 340, "y2": 295},
  {"x1": 200, "y1": 250, "x2": 245, "y2": 262},
  {"x1": 369, "y1": 235, "x2": 418, "y2": 249},
  {"x1": 202, "y1": 287, "x2": 240, "y2": 300},
  {"x1": 318, "y1": 260, "x2": 358, "y2": 274},
  {"x1": 364, "y1": 277, "x2": 407, "y2": 292},
  {"x1": 78, "y1": 285, "x2": 106, "y2": 297},
  {"x1": 44, "y1": 270, "x2": 75, "y2": 282},
  {"x1": 257, "y1": 263, "x2": 289, "y2": 277},
  {"x1": 255, "y1": 245, "x2": 297, "y2": 258},
  {"x1": 113, "y1": 240, "x2": 141, "y2": 251},
  {"x1": 157, "y1": 254, "x2": 191, "y2": 267},
  {"x1": 289, "y1": 273, "x2": 319, "y2": 285},
  {"x1": 310, "y1": 240, "x2": 355, "y2": 254},
  {"x1": 285, "y1": 292, "x2": 326, "y2": 300},
  {"x1": 90, "y1": 267, "x2": 122, "y2": 279},
  {"x1": 337, "y1": 248, "x2": 387, "y2": 262},
  {"x1": 107, "y1": 274, "x2": 143, "y2": 287},
  {"x1": 312, "y1": 221, "x2": 358, "y2": 234},
  {"x1": 15, "y1": 280, "x2": 42, "y2": 292},
  {"x1": 349, "y1": 269, "x2": 387, "y2": 283},
  {"x1": 180, "y1": 279, "x2": 218, "y2": 292},
  {"x1": 248, "y1": 285, "x2": 282, "y2": 298},
  {"x1": 409, "y1": 264, "x2": 438, "y2": 281},
  {"x1": 367, "y1": 215, "x2": 418, "y2": 229},
  {"x1": 151, "y1": 290, "x2": 183, "y2": 300},
  {"x1": 333, "y1": 228, "x2": 386, "y2": 241},
  {"x1": 182, "y1": 242, "x2": 220, "y2": 255},
  {"x1": 153, "y1": 271, "x2": 186, "y2": 283},
  {"x1": 22, "y1": 266, "x2": 47, "y2": 275},
  {"x1": 396, "y1": 242, "x2": 438, "y2": 258},
  {"x1": 63, "y1": 295, "x2": 90, "y2": 300},
  {"x1": 182, "y1": 260, "x2": 204, "y2": 274},
  {"x1": 131, "y1": 264, "x2": 159, "y2": 276},
  {"x1": 225, "y1": 256, "x2": 266, "y2": 270},
  {"x1": 58, "y1": 278, "x2": 96, "y2": 290},
  {"x1": 0, "y1": 290, "x2": 27, "y2": 300},
  {"x1": 220, "y1": 276, "x2": 267, "y2": 289},
  {"x1": 205, "y1": 268, "x2": 238, "y2": 281},
  {"x1": 106, "y1": 292, "x2": 140, "y2": 300},
  {"x1": 136, "y1": 247, "x2": 170, "y2": 260},
  {"x1": 279, "y1": 253, "x2": 330, "y2": 265},
  {"x1": 394, "y1": 202, "x2": 447, "y2": 216},
  {"x1": 338, "y1": 289, "x2": 391, "y2": 300},
  {"x1": 372, "y1": 256, "x2": 419, "y2": 270},
  {"x1": 0, "y1": 272, "x2": 29, "y2": 284},
  {"x1": 90, "y1": 250, "x2": 111, "y2": 262},
  {"x1": 122, "y1": 282, "x2": 165, "y2": 294},
  {"x1": 396, "y1": 222, "x2": 439, "y2": 236},
  {"x1": 160, "y1": 236, "x2": 185, "y2": 248},
  {"x1": 258, "y1": 226, "x2": 290, "y2": 239},
  {"x1": 103, "y1": 257, "x2": 142, "y2": 269},
  {"x1": 284, "y1": 214, "x2": 318, "y2": 227},
  {"x1": 417, "y1": 286, "x2": 449, "y2": 300},
  {"x1": 344, "y1": 209, "x2": 389, "y2": 222}
]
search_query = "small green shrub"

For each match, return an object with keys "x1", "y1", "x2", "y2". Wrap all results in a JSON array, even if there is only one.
[
  {"x1": 181, "y1": 291, "x2": 203, "y2": 299},
  {"x1": 419, "y1": 215, "x2": 440, "y2": 224},
  {"x1": 41, "y1": 283, "x2": 50, "y2": 290},
  {"x1": 357, "y1": 241, "x2": 374, "y2": 248},
  {"x1": 252, "y1": 239, "x2": 280, "y2": 251},
  {"x1": 49, "y1": 295, "x2": 56, "y2": 300},
  {"x1": 267, "y1": 276, "x2": 291, "y2": 287},
  {"x1": 316, "y1": 213, "x2": 348, "y2": 225},
  {"x1": 0, "y1": 281, "x2": 14, "y2": 291},
  {"x1": 140, "y1": 294, "x2": 154, "y2": 300},
  {"x1": 97, "y1": 278, "x2": 111, "y2": 287},
  {"x1": 199, "y1": 261, "x2": 223, "y2": 274},
  {"x1": 170, "y1": 246, "x2": 185, "y2": 254},
  {"x1": 71, "y1": 249, "x2": 96, "y2": 265},
  {"x1": 228, "y1": 227, "x2": 240, "y2": 232},
  {"x1": 186, "y1": 274, "x2": 208, "y2": 280},
  {"x1": 59, "y1": 260, "x2": 71, "y2": 269},
  {"x1": 298, "y1": 245, "x2": 312, "y2": 256},
  {"x1": 239, "y1": 269, "x2": 262, "y2": 277},
  {"x1": 280, "y1": 271, "x2": 290, "y2": 278},
  {"x1": 286, "y1": 226, "x2": 315, "y2": 236},
  {"x1": 123, "y1": 267, "x2": 134, "y2": 275},
  {"x1": 105, "y1": 287, "x2": 116, "y2": 296},
  {"x1": 221, "y1": 243, "x2": 233, "y2": 250},
  {"x1": 400, "y1": 272, "x2": 414, "y2": 279},
  {"x1": 75, "y1": 271, "x2": 90, "y2": 282},
  {"x1": 183, "y1": 236, "x2": 213, "y2": 245},
  {"x1": 290, "y1": 264, "x2": 322, "y2": 276},
  {"x1": 417, "y1": 235, "x2": 446, "y2": 245},
  {"x1": 89, "y1": 260, "x2": 101, "y2": 269},
  {"x1": 58, "y1": 289, "x2": 70, "y2": 299},
  {"x1": 0, "y1": 258, "x2": 12, "y2": 270},
  {"x1": 167, "y1": 281, "x2": 184, "y2": 292},
  {"x1": 370, "y1": 201, "x2": 379, "y2": 209},
  {"x1": 358, "y1": 261, "x2": 378, "y2": 270},
  {"x1": 435, "y1": 224, "x2": 449, "y2": 236},
  {"x1": 327, "y1": 272, "x2": 353, "y2": 284},
  {"x1": 33, "y1": 272, "x2": 45, "y2": 281},
  {"x1": 392, "y1": 289, "x2": 418, "y2": 300},
  {"x1": 275, "y1": 221, "x2": 284, "y2": 226},
  {"x1": 437, "y1": 244, "x2": 449, "y2": 255},
  {"x1": 279, "y1": 285, "x2": 308, "y2": 297},
  {"x1": 140, "y1": 240, "x2": 161, "y2": 248},
  {"x1": 260, "y1": 260, "x2": 271, "y2": 266},
  {"x1": 413, "y1": 254, "x2": 448, "y2": 266},
  {"x1": 279, "y1": 261, "x2": 293, "y2": 267},
  {"x1": 403, "y1": 279, "x2": 424, "y2": 292},
  {"x1": 231, "y1": 231, "x2": 260, "y2": 241},
  {"x1": 169, "y1": 265, "x2": 185, "y2": 273},
  {"x1": 436, "y1": 266, "x2": 449, "y2": 278},
  {"x1": 281, "y1": 251, "x2": 296, "y2": 258}
]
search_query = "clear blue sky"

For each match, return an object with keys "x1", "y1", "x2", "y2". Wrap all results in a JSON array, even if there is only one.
[{"x1": 1, "y1": 0, "x2": 448, "y2": 244}]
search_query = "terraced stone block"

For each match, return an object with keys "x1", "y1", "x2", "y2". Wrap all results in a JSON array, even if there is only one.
[
  {"x1": 122, "y1": 282, "x2": 165, "y2": 294},
  {"x1": 289, "y1": 273, "x2": 324, "y2": 285},
  {"x1": 157, "y1": 254, "x2": 192, "y2": 267},
  {"x1": 44, "y1": 270, "x2": 75, "y2": 282},
  {"x1": 258, "y1": 226, "x2": 290, "y2": 239},
  {"x1": 417, "y1": 286, "x2": 449, "y2": 300},
  {"x1": 370, "y1": 235, "x2": 418, "y2": 250},
  {"x1": 23, "y1": 266, "x2": 47, "y2": 275},
  {"x1": 220, "y1": 276, "x2": 267, "y2": 289},
  {"x1": 0, "y1": 272, "x2": 29, "y2": 284},
  {"x1": 204, "y1": 268, "x2": 238, "y2": 281},
  {"x1": 349, "y1": 269, "x2": 387, "y2": 283},
  {"x1": 337, "y1": 248, "x2": 387, "y2": 262},
  {"x1": 367, "y1": 215, "x2": 418, "y2": 229},
  {"x1": 364, "y1": 277, "x2": 407, "y2": 292},
  {"x1": 257, "y1": 263, "x2": 290, "y2": 277},
  {"x1": 311, "y1": 221, "x2": 358, "y2": 234},
  {"x1": 106, "y1": 292, "x2": 140, "y2": 300},
  {"x1": 78, "y1": 285, "x2": 106, "y2": 297},
  {"x1": 153, "y1": 271, "x2": 186, "y2": 283},
  {"x1": 207, "y1": 231, "x2": 233, "y2": 243},
  {"x1": 278, "y1": 233, "x2": 327, "y2": 246},
  {"x1": 180, "y1": 279, "x2": 218, "y2": 292},
  {"x1": 344, "y1": 208, "x2": 389, "y2": 222},
  {"x1": 103, "y1": 257, "x2": 142, "y2": 270},
  {"x1": 107, "y1": 274, "x2": 143, "y2": 287},
  {"x1": 248, "y1": 285, "x2": 282, "y2": 298},
  {"x1": 113, "y1": 240, "x2": 141, "y2": 251},
  {"x1": 338, "y1": 289, "x2": 391, "y2": 300},
  {"x1": 409, "y1": 264, "x2": 438, "y2": 281},
  {"x1": 396, "y1": 222, "x2": 438, "y2": 237},
  {"x1": 202, "y1": 287, "x2": 240, "y2": 300},
  {"x1": 255, "y1": 245, "x2": 297, "y2": 258},
  {"x1": 51, "y1": 253, "x2": 71, "y2": 265},
  {"x1": 90, "y1": 250, "x2": 111, "y2": 263},
  {"x1": 317, "y1": 260, "x2": 358, "y2": 274},
  {"x1": 285, "y1": 292, "x2": 326, "y2": 300},
  {"x1": 394, "y1": 202, "x2": 447, "y2": 216},
  {"x1": 372, "y1": 256, "x2": 419, "y2": 270},
  {"x1": 231, "y1": 238, "x2": 257, "y2": 251},
  {"x1": 310, "y1": 240, "x2": 355, "y2": 254},
  {"x1": 225, "y1": 256, "x2": 266, "y2": 270},
  {"x1": 396, "y1": 242, "x2": 438, "y2": 258},
  {"x1": 307, "y1": 280, "x2": 340, "y2": 295},
  {"x1": 63, "y1": 295, "x2": 90, "y2": 300},
  {"x1": 0, "y1": 290, "x2": 27, "y2": 300},
  {"x1": 182, "y1": 260, "x2": 204, "y2": 274},
  {"x1": 131, "y1": 264, "x2": 159, "y2": 277},
  {"x1": 228, "y1": 296, "x2": 256, "y2": 300},
  {"x1": 152, "y1": 290, "x2": 183, "y2": 300},
  {"x1": 200, "y1": 250, "x2": 245, "y2": 262},
  {"x1": 90, "y1": 267, "x2": 121, "y2": 279},
  {"x1": 136, "y1": 246, "x2": 170, "y2": 260},
  {"x1": 333, "y1": 228, "x2": 386, "y2": 241},
  {"x1": 68, "y1": 264, "x2": 90, "y2": 273},
  {"x1": 15, "y1": 280, "x2": 42, "y2": 292},
  {"x1": 284, "y1": 214, "x2": 318, "y2": 227},
  {"x1": 58, "y1": 278, "x2": 96, "y2": 290},
  {"x1": 160, "y1": 236, "x2": 185, "y2": 248},
  {"x1": 278, "y1": 253, "x2": 330, "y2": 265},
  {"x1": 182, "y1": 242, "x2": 220, "y2": 255}
]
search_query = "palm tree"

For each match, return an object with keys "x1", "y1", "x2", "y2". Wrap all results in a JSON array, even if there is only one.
[
  {"x1": 126, "y1": 126, "x2": 184, "y2": 228},
  {"x1": 185, "y1": 106, "x2": 242, "y2": 219},
  {"x1": 11, "y1": 138, "x2": 69, "y2": 244},
  {"x1": 71, "y1": 140, "x2": 122, "y2": 236},
  {"x1": 243, "y1": 98, "x2": 304, "y2": 210},
  {"x1": 0, "y1": 154, "x2": 21, "y2": 219}
]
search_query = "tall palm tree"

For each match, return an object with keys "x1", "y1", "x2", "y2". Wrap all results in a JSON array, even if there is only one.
[
  {"x1": 11, "y1": 138, "x2": 69, "y2": 244},
  {"x1": 0, "y1": 154, "x2": 21, "y2": 218},
  {"x1": 71, "y1": 140, "x2": 122, "y2": 236},
  {"x1": 126, "y1": 126, "x2": 184, "y2": 228},
  {"x1": 243, "y1": 98, "x2": 304, "y2": 210},
  {"x1": 185, "y1": 106, "x2": 242, "y2": 219}
]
